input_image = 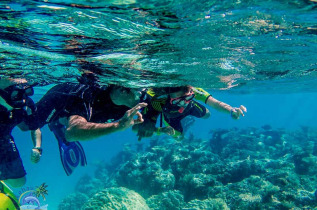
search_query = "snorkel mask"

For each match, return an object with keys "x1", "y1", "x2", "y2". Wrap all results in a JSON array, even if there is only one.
[
  {"x1": 169, "y1": 90, "x2": 195, "y2": 113},
  {"x1": 0, "y1": 83, "x2": 37, "y2": 115},
  {"x1": 138, "y1": 88, "x2": 148, "y2": 103}
]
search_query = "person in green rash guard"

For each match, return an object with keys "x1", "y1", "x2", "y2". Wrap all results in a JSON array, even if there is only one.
[{"x1": 133, "y1": 85, "x2": 247, "y2": 140}]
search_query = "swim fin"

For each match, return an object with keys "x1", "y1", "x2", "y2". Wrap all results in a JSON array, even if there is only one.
[{"x1": 48, "y1": 121, "x2": 87, "y2": 176}]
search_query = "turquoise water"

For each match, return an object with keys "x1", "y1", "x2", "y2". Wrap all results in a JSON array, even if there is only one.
[
  {"x1": 1, "y1": 0, "x2": 317, "y2": 209},
  {"x1": 12, "y1": 91, "x2": 317, "y2": 209},
  {"x1": 1, "y1": 0, "x2": 317, "y2": 91}
]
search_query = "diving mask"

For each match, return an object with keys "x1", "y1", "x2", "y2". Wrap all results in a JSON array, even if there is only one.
[
  {"x1": 170, "y1": 92, "x2": 195, "y2": 106},
  {"x1": 0, "y1": 83, "x2": 37, "y2": 115},
  {"x1": 169, "y1": 90, "x2": 195, "y2": 113}
]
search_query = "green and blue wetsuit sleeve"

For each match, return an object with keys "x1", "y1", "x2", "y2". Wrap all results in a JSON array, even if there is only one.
[{"x1": 192, "y1": 87, "x2": 211, "y2": 104}]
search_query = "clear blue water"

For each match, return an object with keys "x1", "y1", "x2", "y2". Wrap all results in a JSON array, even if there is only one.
[
  {"x1": 1, "y1": 0, "x2": 317, "y2": 91},
  {"x1": 1, "y1": 0, "x2": 317, "y2": 209},
  {"x1": 11, "y1": 91, "x2": 317, "y2": 209}
]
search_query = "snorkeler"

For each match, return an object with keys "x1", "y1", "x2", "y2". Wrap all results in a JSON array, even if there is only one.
[
  {"x1": 134, "y1": 86, "x2": 247, "y2": 140},
  {"x1": 27, "y1": 72, "x2": 147, "y2": 176},
  {"x1": 0, "y1": 78, "x2": 41, "y2": 188}
]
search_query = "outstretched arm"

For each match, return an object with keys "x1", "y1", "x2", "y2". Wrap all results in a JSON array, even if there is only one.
[
  {"x1": 193, "y1": 87, "x2": 247, "y2": 119},
  {"x1": 30, "y1": 129, "x2": 42, "y2": 163},
  {"x1": 65, "y1": 103, "x2": 147, "y2": 142},
  {"x1": 206, "y1": 96, "x2": 247, "y2": 119}
]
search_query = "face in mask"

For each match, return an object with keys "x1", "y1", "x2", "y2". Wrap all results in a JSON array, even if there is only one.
[
  {"x1": 0, "y1": 83, "x2": 37, "y2": 115},
  {"x1": 169, "y1": 89, "x2": 195, "y2": 113}
]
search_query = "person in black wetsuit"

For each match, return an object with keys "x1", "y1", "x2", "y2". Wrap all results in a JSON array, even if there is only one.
[
  {"x1": 0, "y1": 78, "x2": 41, "y2": 188},
  {"x1": 27, "y1": 73, "x2": 147, "y2": 175},
  {"x1": 30, "y1": 75, "x2": 146, "y2": 142}
]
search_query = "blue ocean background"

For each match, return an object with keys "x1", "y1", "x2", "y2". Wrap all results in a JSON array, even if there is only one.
[
  {"x1": 11, "y1": 89, "x2": 317, "y2": 209},
  {"x1": 1, "y1": 0, "x2": 317, "y2": 208}
]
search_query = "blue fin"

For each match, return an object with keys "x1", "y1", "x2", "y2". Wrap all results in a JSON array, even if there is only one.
[{"x1": 49, "y1": 121, "x2": 87, "y2": 176}]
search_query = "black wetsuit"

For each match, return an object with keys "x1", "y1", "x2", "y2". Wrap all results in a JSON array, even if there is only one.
[
  {"x1": 29, "y1": 83, "x2": 129, "y2": 129},
  {"x1": 0, "y1": 103, "x2": 33, "y2": 180}
]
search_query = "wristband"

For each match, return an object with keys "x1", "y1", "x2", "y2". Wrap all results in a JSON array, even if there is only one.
[
  {"x1": 205, "y1": 95, "x2": 211, "y2": 104},
  {"x1": 33, "y1": 147, "x2": 42, "y2": 155},
  {"x1": 192, "y1": 87, "x2": 211, "y2": 103},
  {"x1": 230, "y1": 108, "x2": 237, "y2": 118}
]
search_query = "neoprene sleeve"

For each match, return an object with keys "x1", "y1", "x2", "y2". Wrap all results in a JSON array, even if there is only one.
[{"x1": 192, "y1": 87, "x2": 211, "y2": 104}]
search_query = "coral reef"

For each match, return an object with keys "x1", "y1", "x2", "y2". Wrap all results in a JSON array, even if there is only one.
[
  {"x1": 59, "y1": 126, "x2": 317, "y2": 209},
  {"x1": 58, "y1": 192, "x2": 88, "y2": 210},
  {"x1": 146, "y1": 190, "x2": 184, "y2": 210},
  {"x1": 184, "y1": 198, "x2": 229, "y2": 210},
  {"x1": 82, "y1": 187, "x2": 149, "y2": 210},
  {"x1": 75, "y1": 175, "x2": 105, "y2": 197},
  {"x1": 115, "y1": 151, "x2": 176, "y2": 197}
]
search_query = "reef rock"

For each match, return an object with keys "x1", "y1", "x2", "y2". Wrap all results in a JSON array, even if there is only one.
[
  {"x1": 184, "y1": 198, "x2": 229, "y2": 210},
  {"x1": 58, "y1": 192, "x2": 88, "y2": 210},
  {"x1": 82, "y1": 187, "x2": 149, "y2": 210},
  {"x1": 75, "y1": 175, "x2": 105, "y2": 197},
  {"x1": 116, "y1": 152, "x2": 175, "y2": 197},
  {"x1": 146, "y1": 190, "x2": 184, "y2": 210}
]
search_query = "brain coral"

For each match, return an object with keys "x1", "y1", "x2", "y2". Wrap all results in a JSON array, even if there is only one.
[{"x1": 82, "y1": 187, "x2": 149, "y2": 210}]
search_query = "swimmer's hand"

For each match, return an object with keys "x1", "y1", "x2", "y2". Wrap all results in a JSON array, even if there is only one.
[
  {"x1": 31, "y1": 148, "x2": 41, "y2": 163},
  {"x1": 136, "y1": 125, "x2": 175, "y2": 141},
  {"x1": 160, "y1": 126, "x2": 175, "y2": 136},
  {"x1": 136, "y1": 120, "x2": 156, "y2": 141},
  {"x1": 230, "y1": 105, "x2": 247, "y2": 120},
  {"x1": 118, "y1": 103, "x2": 147, "y2": 130}
]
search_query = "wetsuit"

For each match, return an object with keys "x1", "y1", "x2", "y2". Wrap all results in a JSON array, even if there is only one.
[
  {"x1": 26, "y1": 82, "x2": 131, "y2": 176},
  {"x1": 137, "y1": 87, "x2": 210, "y2": 138},
  {"x1": 29, "y1": 83, "x2": 129, "y2": 128},
  {"x1": 0, "y1": 84, "x2": 37, "y2": 180},
  {"x1": 162, "y1": 99, "x2": 207, "y2": 133},
  {"x1": 0, "y1": 108, "x2": 27, "y2": 180}
]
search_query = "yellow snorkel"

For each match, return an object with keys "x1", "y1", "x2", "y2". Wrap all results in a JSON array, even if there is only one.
[{"x1": 0, "y1": 181, "x2": 20, "y2": 210}]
